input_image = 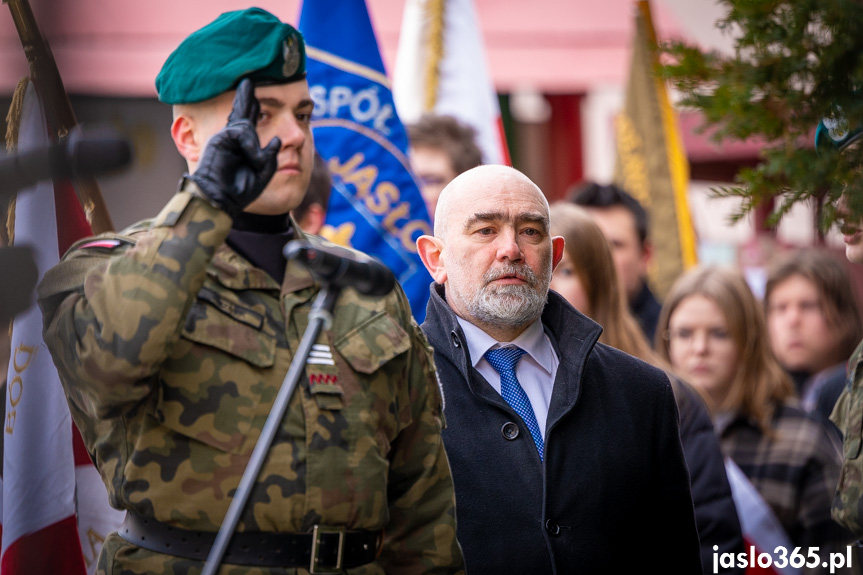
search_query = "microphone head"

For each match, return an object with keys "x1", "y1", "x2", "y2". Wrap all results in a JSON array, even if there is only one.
[
  {"x1": 283, "y1": 239, "x2": 348, "y2": 277},
  {"x1": 0, "y1": 246, "x2": 38, "y2": 323},
  {"x1": 66, "y1": 126, "x2": 133, "y2": 178},
  {"x1": 359, "y1": 260, "x2": 396, "y2": 297},
  {"x1": 284, "y1": 239, "x2": 396, "y2": 297}
]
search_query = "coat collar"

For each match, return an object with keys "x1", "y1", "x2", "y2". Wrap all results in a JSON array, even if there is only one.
[{"x1": 422, "y1": 283, "x2": 603, "y2": 430}]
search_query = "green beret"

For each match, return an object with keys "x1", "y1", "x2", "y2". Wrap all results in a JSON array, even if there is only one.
[{"x1": 156, "y1": 7, "x2": 306, "y2": 105}]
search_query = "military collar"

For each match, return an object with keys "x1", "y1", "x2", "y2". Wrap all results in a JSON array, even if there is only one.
[{"x1": 209, "y1": 216, "x2": 317, "y2": 294}]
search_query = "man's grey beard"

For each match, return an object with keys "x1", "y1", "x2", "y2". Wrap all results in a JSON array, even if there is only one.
[{"x1": 466, "y1": 262, "x2": 549, "y2": 330}]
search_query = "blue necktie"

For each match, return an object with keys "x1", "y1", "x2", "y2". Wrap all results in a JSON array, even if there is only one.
[{"x1": 484, "y1": 346, "x2": 544, "y2": 459}]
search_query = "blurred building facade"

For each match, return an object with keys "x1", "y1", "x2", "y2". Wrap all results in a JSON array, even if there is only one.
[{"x1": 0, "y1": 0, "x2": 846, "y2": 280}]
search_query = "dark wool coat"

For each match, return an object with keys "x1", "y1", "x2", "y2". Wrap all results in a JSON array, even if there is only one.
[
  {"x1": 422, "y1": 285, "x2": 703, "y2": 575},
  {"x1": 672, "y1": 378, "x2": 744, "y2": 574}
]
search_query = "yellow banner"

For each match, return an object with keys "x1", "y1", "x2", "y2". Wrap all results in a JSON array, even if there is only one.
[{"x1": 614, "y1": 0, "x2": 698, "y2": 299}]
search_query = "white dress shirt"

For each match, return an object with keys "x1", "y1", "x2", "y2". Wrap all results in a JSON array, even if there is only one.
[{"x1": 456, "y1": 316, "x2": 559, "y2": 439}]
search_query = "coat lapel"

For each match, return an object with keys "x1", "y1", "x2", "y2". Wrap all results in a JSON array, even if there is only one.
[{"x1": 541, "y1": 291, "x2": 601, "y2": 434}]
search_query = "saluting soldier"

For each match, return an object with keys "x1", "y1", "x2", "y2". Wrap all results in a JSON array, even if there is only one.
[
  {"x1": 820, "y1": 115, "x2": 863, "y2": 549},
  {"x1": 37, "y1": 8, "x2": 463, "y2": 575}
]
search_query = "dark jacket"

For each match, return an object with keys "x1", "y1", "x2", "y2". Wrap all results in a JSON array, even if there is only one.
[
  {"x1": 672, "y1": 377, "x2": 745, "y2": 575},
  {"x1": 422, "y1": 285, "x2": 702, "y2": 575},
  {"x1": 631, "y1": 280, "x2": 661, "y2": 343},
  {"x1": 792, "y1": 363, "x2": 846, "y2": 442}
]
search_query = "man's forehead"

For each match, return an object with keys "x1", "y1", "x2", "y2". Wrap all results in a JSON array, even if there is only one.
[
  {"x1": 462, "y1": 208, "x2": 547, "y2": 227},
  {"x1": 437, "y1": 165, "x2": 549, "y2": 235},
  {"x1": 451, "y1": 180, "x2": 546, "y2": 211}
]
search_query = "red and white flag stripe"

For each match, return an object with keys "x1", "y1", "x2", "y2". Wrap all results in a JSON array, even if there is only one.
[
  {"x1": 1, "y1": 79, "x2": 124, "y2": 575},
  {"x1": 393, "y1": 0, "x2": 510, "y2": 165},
  {"x1": 725, "y1": 458, "x2": 800, "y2": 575},
  {"x1": 1, "y1": 79, "x2": 86, "y2": 575}
]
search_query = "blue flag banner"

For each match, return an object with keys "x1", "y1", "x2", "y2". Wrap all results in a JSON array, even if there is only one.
[{"x1": 299, "y1": 0, "x2": 433, "y2": 322}]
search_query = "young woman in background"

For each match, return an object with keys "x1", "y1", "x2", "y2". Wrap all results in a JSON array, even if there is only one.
[
  {"x1": 656, "y1": 266, "x2": 854, "y2": 574},
  {"x1": 549, "y1": 203, "x2": 743, "y2": 575}
]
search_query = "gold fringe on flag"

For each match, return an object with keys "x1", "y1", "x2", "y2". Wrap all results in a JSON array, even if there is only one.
[
  {"x1": 639, "y1": 1, "x2": 697, "y2": 271},
  {"x1": 613, "y1": 1, "x2": 697, "y2": 299},
  {"x1": 4, "y1": 76, "x2": 30, "y2": 246},
  {"x1": 423, "y1": 0, "x2": 445, "y2": 112}
]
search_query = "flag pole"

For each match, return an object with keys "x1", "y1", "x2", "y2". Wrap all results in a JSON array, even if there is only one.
[{"x1": 4, "y1": 0, "x2": 115, "y2": 234}]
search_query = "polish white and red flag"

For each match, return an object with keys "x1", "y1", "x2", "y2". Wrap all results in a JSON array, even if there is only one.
[
  {"x1": 725, "y1": 459, "x2": 799, "y2": 575},
  {"x1": 393, "y1": 0, "x2": 510, "y2": 165},
  {"x1": 1, "y1": 78, "x2": 124, "y2": 574}
]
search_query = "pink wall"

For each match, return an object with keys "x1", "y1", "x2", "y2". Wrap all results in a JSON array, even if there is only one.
[{"x1": 0, "y1": 0, "x2": 684, "y2": 97}]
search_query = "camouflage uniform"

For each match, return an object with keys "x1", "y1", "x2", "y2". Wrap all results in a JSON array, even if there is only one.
[
  {"x1": 832, "y1": 339, "x2": 863, "y2": 539},
  {"x1": 38, "y1": 187, "x2": 463, "y2": 575},
  {"x1": 830, "y1": 341, "x2": 863, "y2": 538}
]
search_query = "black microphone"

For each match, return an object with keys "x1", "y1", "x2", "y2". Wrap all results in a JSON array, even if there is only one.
[
  {"x1": 0, "y1": 126, "x2": 133, "y2": 195},
  {"x1": 0, "y1": 246, "x2": 39, "y2": 324},
  {"x1": 284, "y1": 239, "x2": 396, "y2": 297}
]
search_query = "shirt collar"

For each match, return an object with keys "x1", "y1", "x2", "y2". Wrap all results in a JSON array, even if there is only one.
[{"x1": 456, "y1": 316, "x2": 555, "y2": 375}]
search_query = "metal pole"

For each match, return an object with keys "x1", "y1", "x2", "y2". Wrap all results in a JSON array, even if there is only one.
[
  {"x1": 4, "y1": 0, "x2": 115, "y2": 234},
  {"x1": 201, "y1": 285, "x2": 341, "y2": 575}
]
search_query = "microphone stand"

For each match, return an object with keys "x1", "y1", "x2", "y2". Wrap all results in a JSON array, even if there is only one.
[{"x1": 201, "y1": 283, "x2": 341, "y2": 575}]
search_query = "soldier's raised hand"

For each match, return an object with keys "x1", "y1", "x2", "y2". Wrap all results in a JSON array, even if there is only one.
[{"x1": 187, "y1": 78, "x2": 281, "y2": 217}]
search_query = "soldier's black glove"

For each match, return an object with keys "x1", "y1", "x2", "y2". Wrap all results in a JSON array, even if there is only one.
[{"x1": 187, "y1": 78, "x2": 281, "y2": 218}]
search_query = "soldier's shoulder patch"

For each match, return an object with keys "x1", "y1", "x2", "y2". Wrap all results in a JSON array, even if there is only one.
[
  {"x1": 63, "y1": 234, "x2": 136, "y2": 263},
  {"x1": 69, "y1": 235, "x2": 136, "y2": 256},
  {"x1": 77, "y1": 239, "x2": 128, "y2": 250}
]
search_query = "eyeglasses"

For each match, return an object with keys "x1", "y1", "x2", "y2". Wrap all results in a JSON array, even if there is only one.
[{"x1": 663, "y1": 327, "x2": 731, "y2": 346}]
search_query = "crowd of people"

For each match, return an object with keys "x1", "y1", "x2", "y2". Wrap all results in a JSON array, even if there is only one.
[{"x1": 19, "y1": 6, "x2": 863, "y2": 575}]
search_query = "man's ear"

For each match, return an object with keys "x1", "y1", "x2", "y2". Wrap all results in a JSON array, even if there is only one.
[
  {"x1": 551, "y1": 236, "x2": 565, "y2": 270},
  {"x1": 296, "y1": 203, "x2": 326, "y2": 235},
  {"x1": 416, "y1": 235, "x2": 447, "y2": 284},
  {"x1": 171, "y1": 113, "x2": 202, "y2": 166},
  {"x1": 639, "y1": 238, "x2": 653, "y2": 274}
]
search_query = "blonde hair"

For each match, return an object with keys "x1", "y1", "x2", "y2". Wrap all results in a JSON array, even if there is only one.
[
  {"x1": 655, "y1": 266, "x2": 794, "y2": 433},
  {"x1": 550, "y1": 203, "x2": 663, "y2": 366}
]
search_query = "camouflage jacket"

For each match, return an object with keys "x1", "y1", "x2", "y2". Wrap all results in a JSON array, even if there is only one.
[
  {"x1": 832, "y1": 338, "x2": 863, "y2": 540},
  {"x1": 37, "y1": 189, "x2": 464, "y2": 575}
]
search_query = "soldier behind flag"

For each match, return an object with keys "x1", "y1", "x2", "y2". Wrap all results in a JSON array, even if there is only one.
[{"x1": 36, "y1": 8, "x2": 463, "y2": 574}]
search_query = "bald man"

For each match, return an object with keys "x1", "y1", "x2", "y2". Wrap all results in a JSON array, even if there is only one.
[{"x1": 416, "y1": 165, "x2": 702, "y2": 574}]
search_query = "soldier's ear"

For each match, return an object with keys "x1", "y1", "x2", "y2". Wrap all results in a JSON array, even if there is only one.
[
  {"x1": 171, "y1": 112, "x2": 202, "y2": 168},
  {"x1": 417, "y1": 235, "x2": 447, "y2": 284}
]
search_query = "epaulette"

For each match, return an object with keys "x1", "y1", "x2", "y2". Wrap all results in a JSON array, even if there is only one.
[
  {"x1": 76, "y1": 238, "x2": 129, "y2": 250},
  {"x1": 64, "y1": 218, "x2": 155, "y2": 259},
  {"x1": 39, "y1": 233, "x2": 138, "y2": 303},
  {"x1": 62, "y1": 233, "x2": 136, "y2": 260}
]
